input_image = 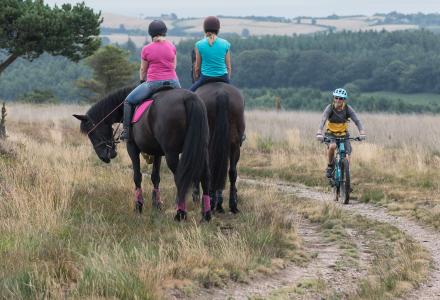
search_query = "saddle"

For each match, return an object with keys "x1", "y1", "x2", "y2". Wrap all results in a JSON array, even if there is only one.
[
  {"x1": 131, "y1": 85, "x2": 175, "y2": 124},
  {"x1": 199, "y1": 76, "x2": 229, "y2": 89}
]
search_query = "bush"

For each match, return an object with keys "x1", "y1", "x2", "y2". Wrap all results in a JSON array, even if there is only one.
[{"x1": 18, "y1": 90, "x2": 59, "y2": 104}]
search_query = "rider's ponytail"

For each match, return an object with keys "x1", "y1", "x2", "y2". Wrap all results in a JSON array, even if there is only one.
[{"x1": 206, "y1": 32, "x2": 216, "y2": 46}]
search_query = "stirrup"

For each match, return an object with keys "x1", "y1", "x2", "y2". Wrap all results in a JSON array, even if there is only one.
[{"x1": 120, "y1": 129, "x2": 131, "y2": 141}]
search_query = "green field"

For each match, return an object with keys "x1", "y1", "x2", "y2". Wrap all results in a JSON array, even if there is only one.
[{"x1": 362, "y1": 92, "x2": 440, "y2": 105}]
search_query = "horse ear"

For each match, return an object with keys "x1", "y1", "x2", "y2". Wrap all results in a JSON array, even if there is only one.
[{"x1": 73, "y1": 114, "x2": 88, "y2": 121}]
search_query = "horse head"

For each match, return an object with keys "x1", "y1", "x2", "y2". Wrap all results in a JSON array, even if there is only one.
[{"x1": 73, "y1": 114, "x2": 117, "y2": 163}]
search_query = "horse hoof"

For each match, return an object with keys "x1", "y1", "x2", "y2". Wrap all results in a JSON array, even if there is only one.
[
  {"x1": 202, "y1": 211, "x2": 212, "y2": 222},
  {"x1": 135, "y1": 201, "x2": 143, "y2": 214},
  {"x1": 230, "y1": 206, "x2": 240, "y2": 214},
  {"x1": 215, "y1": 205, "x2": 225, "y2": 214},
  {"x1": 174, "y1": 210, "x2": 187, "y2": 222},
  {"x1": 153, "y1": 202, "x2": 162, "y2": 210}
]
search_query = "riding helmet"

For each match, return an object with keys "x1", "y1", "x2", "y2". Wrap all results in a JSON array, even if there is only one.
[
  {"x1": 148, "y1": 20, "x2": 167, "y2": 38},
  {"x1": 203, "y1": 16, "x2": 220, "y2": 34}
]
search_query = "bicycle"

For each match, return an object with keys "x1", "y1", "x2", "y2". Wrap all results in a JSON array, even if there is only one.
[{"x1": 323, "y1": 136, "x2": 362, "y2": 204}]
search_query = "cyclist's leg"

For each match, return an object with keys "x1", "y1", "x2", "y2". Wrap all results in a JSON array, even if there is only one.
[{"x1": 345, "y1": 139, "x2": 352, "y2": 163}]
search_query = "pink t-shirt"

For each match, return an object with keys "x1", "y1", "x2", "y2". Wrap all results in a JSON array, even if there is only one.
[{"x1": 141, "y1": 40, "x2": 178, "y2": 81}]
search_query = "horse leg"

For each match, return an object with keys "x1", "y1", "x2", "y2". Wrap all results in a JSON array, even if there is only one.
[
  {"x1": 200, "y1": 155, "x2": 211, "y2": 221},
  {"x1": 165, "y1": 152, "x2": 187, "y2": 221},
  {"x1": 229, "y1": 144, "x2": 241, "y2": 214},
  {"x1": 127, "y1": 142, "x2": 144, "y2": 213},
  {"x1": 151, "y1": 155, "x2": 163, "y2": 210},
  {"x1": 214, "y1": 190, "x2": 225, "y2": 214},
  {"x1": 192, "y1": 181, "x2": 201, "y2": 205}
]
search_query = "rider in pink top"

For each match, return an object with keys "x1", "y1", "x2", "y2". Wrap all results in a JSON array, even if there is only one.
[
  {"x1": 121, "y1": 20, "x2": 180, "y2": 141},
  {"x1": 142, "y1": 41, "x2": 177, "y2": 81}
]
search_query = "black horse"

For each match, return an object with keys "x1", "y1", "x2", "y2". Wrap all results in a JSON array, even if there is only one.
[
  {"x1": 74, "y1": 86, "x2": 212, "y2": 221},
  {"x1": 193, "y1": 82, "x2": 245, "y2": 214}
]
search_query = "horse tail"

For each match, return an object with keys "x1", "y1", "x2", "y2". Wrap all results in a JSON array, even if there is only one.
[
  {"x1": 175, "y1": 94, "x2": 209, "y2": 201},
  {"x1": 210, "y1": 91, "x2": 230, "y2": 191}
]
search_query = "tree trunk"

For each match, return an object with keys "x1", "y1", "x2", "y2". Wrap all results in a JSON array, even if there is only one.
[{"x1": 0, "y1": 53, "x2": 19, "y2": 75}]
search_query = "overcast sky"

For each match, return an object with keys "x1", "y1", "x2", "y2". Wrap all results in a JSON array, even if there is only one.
[{"x1": 44, "y1": 0, "x2": 440, "y2": 18}]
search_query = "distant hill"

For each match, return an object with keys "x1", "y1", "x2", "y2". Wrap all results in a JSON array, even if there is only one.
[{"x1": 101, "y1": 12, "x2": 423, "y2": 47}]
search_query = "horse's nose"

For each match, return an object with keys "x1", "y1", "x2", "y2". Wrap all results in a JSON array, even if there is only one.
[{"x1": 110, "y1": 148, "x2": 117, "y2": 159}]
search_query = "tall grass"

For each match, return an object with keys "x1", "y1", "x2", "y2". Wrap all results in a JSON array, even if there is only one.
[
  {"x1": 243, "y1": 110, "x2": 440, "y2": 228},
  {"x1": 0, "y1": 105, "x2": 303, "y2": 298}
]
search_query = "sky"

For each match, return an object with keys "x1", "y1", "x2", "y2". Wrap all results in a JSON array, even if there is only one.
[{"x1": 44, "y1": 0, "x2": 440, "y2": 18}]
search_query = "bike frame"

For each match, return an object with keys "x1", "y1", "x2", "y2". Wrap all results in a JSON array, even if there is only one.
[{"x1": 324, "y1": 136, "x2": 360, "y2": 188}]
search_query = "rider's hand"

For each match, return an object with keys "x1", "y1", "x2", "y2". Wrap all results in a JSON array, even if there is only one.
[
  {"x1": 139, "y1": 79, "x2": 145, "y2": 85},
  {"x1": 316, "y1": 134, "x2": 324, "y2": 142}
]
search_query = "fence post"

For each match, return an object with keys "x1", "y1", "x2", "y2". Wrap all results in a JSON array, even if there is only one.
[{"x1": 0, "y1": 102, "x2": 7, "y2": 139}]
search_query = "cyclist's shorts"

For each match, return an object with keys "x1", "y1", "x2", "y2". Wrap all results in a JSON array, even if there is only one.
[{"x1": 325, "y1": 133, "x2": 352, "y2": 155}]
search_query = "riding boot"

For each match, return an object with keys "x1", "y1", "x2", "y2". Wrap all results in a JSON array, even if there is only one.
[{"x1": 121, "y1": 101, "x2": 134, "y2": 141}]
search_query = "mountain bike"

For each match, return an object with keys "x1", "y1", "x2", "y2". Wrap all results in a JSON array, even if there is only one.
[{"x1": 323, "y1": 136, "x2": 362, "y2": 204}]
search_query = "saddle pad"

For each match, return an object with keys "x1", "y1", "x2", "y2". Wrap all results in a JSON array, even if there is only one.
[{"x1": 132, "y1": 100, "x2": 153, "y2": 123}]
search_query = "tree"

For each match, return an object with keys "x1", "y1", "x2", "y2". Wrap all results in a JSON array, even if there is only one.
[
  {"x1": 77, "y1": 45, "x2": 136, "y2": 101},
  {"x1": 0, "y1": 0, "x2": 102, "y2": 75}
]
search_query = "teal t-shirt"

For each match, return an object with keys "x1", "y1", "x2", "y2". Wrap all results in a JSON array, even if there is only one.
[{"x1": 196, "y1": 37, "x2": 230, "y2": 77}]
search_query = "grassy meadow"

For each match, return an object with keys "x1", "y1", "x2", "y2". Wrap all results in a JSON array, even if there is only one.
[
  {"x1": 0, "y1": 104, "x2": 305, "y2": 298},
  {"x1": 242, "y1": 110, "x2": 440, "y2": 228},
  {"x1": 0, "y1": 104, "x2": 434, "y2": 298}
]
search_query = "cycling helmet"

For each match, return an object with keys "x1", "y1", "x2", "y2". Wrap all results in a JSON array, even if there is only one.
[
  {"x1": 148, "y1": 20, "x2": 167, "y2": 38},
  {"x1": 203, "y1": 16, "x2": 220, "y2": 34},
  {"x1": 332, "y1": 88, "x2": 348, "y2": 99}
]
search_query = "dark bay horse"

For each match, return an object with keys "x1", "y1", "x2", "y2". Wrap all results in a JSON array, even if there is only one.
[
  {"x1": 193, "y1": 82, "x2": 245, "y2": 214},
  {"x1": 74, "y1": 86, "x2": 212, "y2": 221}
]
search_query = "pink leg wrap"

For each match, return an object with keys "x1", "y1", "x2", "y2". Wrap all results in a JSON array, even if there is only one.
[
  {"x1": 153, "y1": 188, "x2": 161, "y2": 201},
  {"x1": 135, "y1": 188, "x2": 144, "y2": 204},
  {"x1": 177, "y1": 201, "x2": 186, "y2": 212},
  {"x1": 202, "y1": 195, "x2": 211, "y2": 213}
]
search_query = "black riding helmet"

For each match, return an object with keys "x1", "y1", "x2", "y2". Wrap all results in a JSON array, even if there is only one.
[
  {"x1": 203, "y1": 16, "x2": 220, "y2": 34},
  {"x1": 148, "y1": 20, "x2": 167, "y2": 38}
]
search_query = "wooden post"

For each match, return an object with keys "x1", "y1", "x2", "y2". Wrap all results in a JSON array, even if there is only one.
[
  {"x1": 0, "y1": 102, "x2": 6, "y2": 139},
  {"x1": 275, "y1": 96, "x2": 282, "y2": 112}
]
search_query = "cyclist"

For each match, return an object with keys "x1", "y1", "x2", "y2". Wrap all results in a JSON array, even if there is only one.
[{"x1": 316, "y1": 88, "x2": 366, "y2": 178}]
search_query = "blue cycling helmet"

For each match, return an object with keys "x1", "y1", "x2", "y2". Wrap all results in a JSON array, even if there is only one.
[{"x1": 332, "y1": 88, "x2": 348, "y2": 99}]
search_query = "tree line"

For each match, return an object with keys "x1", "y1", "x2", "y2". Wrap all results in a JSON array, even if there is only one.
[
  {"x1": 2, "y1": 29, "x2": 440, "y2": 113},
  {"x1": 176, "y1": 30, "x2": 440, "y2": 94}
]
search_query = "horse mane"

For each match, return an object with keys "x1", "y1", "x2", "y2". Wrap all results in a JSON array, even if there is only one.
[{"x1": 84, "y1": 85, "x2": 135, "y2": 130}]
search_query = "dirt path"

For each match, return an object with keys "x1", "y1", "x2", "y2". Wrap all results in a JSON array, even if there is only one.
[
  {"x1": 242, "y1": 178, "x2": 440, "y2": 300},
  {"x1": 181, "y1": 221, "x2": 368, "y2": 300}
]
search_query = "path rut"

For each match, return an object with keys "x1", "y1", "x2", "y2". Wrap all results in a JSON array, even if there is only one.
[{"x1": 243, "y1": 178, "x2": 440, "y2": 300}]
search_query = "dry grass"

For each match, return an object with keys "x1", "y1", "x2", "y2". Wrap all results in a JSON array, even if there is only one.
[
  {"x1": 0, "y1": 104, "x2": 433, "y2": 298},
  {"x1": 178, "y1": 18, "x2": 326, "y2": 35},
  {"x1": 101, "y1": 13, "x2": 175, "y2": 30},
  {"x1": 0, "y1": 104, "x2": 305, "y2": 298}
]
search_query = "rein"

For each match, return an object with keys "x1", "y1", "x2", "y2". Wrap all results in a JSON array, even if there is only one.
[
  {"x1": 87, "y1": 101, "x2": 124, "y2": 148},
  {"x1": 87, "y1": 101, "x2": 124, "y2": 136}
]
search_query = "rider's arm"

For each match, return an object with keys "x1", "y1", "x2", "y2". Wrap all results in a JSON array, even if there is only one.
[
  {"x1": 173, "y1": 55, "x2": 177, "y2": 70},
  {"x1": 139, "y1": 59, "x2": 148, "y2": 82},
  {"x1": 193, "y1": 47, "x2": 201, "y2": 81},
  {"x1": 347, "y1": 105, "x2": 365, "y2": 133},
  {"x1": 225, "y1": 50, "x2": 232, "y2": 78},
  {"x1": 317, "y1": 104, "x2": 332, "y2": 134}
]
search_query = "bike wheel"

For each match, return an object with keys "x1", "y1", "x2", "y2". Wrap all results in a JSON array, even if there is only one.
[{"x1": 340, "y1": 159, "x2": 351, "y2": 204}]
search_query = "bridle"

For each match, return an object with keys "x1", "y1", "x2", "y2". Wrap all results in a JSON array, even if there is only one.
[{"x1": 86, "y1": 101, "x2": 124, "y2": 150}]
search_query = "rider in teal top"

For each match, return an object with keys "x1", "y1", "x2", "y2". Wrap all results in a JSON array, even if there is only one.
[{"x1": 190, "y1": 16, "x2": 231, "y2": 91}]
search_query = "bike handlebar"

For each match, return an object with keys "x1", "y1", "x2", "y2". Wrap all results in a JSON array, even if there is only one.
[{"x1": 322, "y1": 136, "x2": 363, "y2": 143}]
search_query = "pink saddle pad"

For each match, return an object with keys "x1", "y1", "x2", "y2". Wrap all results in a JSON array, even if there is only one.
[{"x1": 132, "y1": 100, "x2": 153, "y2": 123}]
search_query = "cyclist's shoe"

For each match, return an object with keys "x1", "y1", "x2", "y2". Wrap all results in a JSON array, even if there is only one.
[{"x1": 326, "y1": 165, "x2": 333, "y2": 178}]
